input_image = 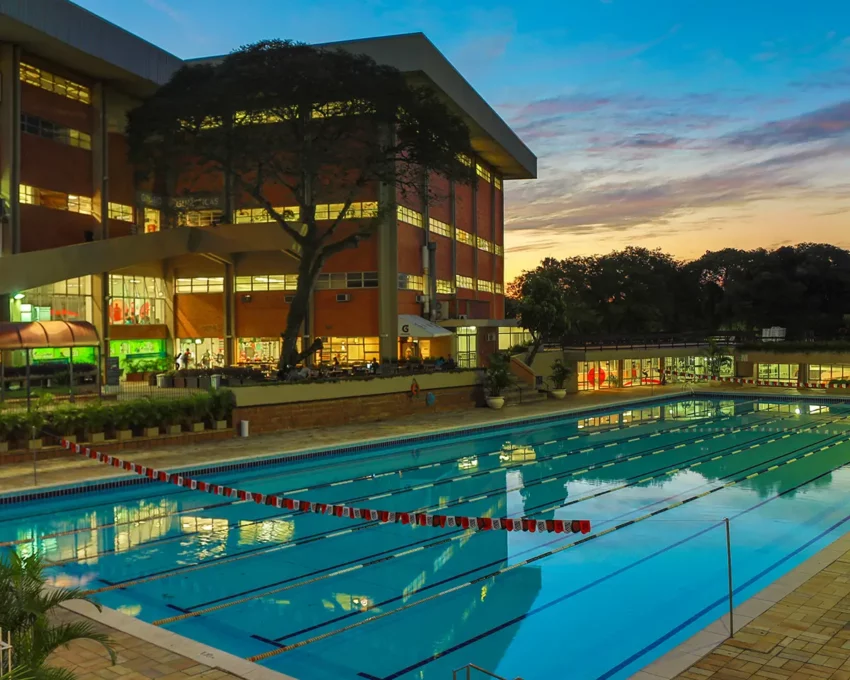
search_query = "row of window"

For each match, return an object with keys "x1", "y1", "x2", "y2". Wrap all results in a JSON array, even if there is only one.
[
  {"x1": 399, "y1": 274, "x2": 503, "y2": 294},
  {"x1": 21, "y1": 114, "x2": 91, "y2": 150},
  {"x1": 20, "y1": 185, "x2": 91, "y2": 215},
  {"x1": 108, "y1": 202, "x2": 134, "y2": 222},
  {"x1": 20, "y1": 63, "x2": 91, "y2": 105},
  {"x1": 178, "y1": 272, "x2": 380, "y2": 293},
  {"x1": 456, "y1": 154, "x2": 502, "y2": 190},
  {"x1": 397, "y1": 206, "x2": 503, "y2": 256}
]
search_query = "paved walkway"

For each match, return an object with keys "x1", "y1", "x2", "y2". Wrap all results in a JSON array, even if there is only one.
[{"x1": 0, "y1": 385, "x2": 687, "y2": 495}]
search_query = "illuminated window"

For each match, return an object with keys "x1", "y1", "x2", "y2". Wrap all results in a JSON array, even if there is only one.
[
  {"x1": 315, "y1": 202, "x2": 378, "y2": 220},
  {"x1": 235, "y1": 275, "x2": 299, "y2": 292},
  {"x1": 178, "y1": 210, "x2": 222, "y2": 227},
  {"x1": 457, "y1": 154, "x2": 473, "y2": 167},
  {"x1": 108, "y1": 202, "x2": 134, "y2": 222},
  {"x1": 109, "y1": 275, "x2": 166, "y2": 325},
  {"x1": 396, "y1": 205, "x2": 423, "y2": 228},
  {"x1": 20, "y1": 114, "x2": 91, "y2": 150},
  {"x1": 11, "y1": 277, "x2": 92, "y2": 324},
  {"x1": 476, "y1": 164, "x2": 491, "y2": 183},
  {"x1": 176, "y1": 277, "x2": 224, "y2": 294},
  {"x1": 494, "y1": 244, "x2": 504, "y2": 257},
  {"x1": 429, "y1": 217, "x2": 452, "y2": 238},
  {"x1": 144, "y1": 208, "x2": 160, "y2": 233},
  {"x1": 436, "y1": 279, "x2": 455, "y2": 294},
  {"x1": 67, "y1": 194, "x2": 92, "y2": 215},
  {"x1": 456, "y1": 275, "x2": 474, "y2": 290},
  {"x1": 20, "y1": 63, "x2": 91, "y2": 104},
  {"x1": 477, "y1": 236, "x2": 494, "y2": 253},
  {"x1": 477, "y1": 280, "x2": 493, "y2": 293},
  {"x1": 234, "y1": 206, "x2": 300, "y2": 223},
  {"x1": 456, "y1": 229, "x2": 474, "y2": 246},
  {"x1": 19, "y1": 185, "x2": 35, "y2": 205},
  {"x1": 317, "y1": 336, "x2": 380, "y2": 365},
  {"x1": 398, "y1": 274, "x2": 424, "y2": 291},
  {"x1": 315, "y1": 272, "x2": 378, "y2": 290},
  {"x1": 494, "y1": 176, "x2": 503, "y2": 190},
  {"x1": 494, "y1": 282, "x2": 504, "y2": 294}
]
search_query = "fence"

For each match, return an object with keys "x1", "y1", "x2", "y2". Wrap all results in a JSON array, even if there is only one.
[{"x1": 0, "y1": 628, "x2": 11, "y2": 677}]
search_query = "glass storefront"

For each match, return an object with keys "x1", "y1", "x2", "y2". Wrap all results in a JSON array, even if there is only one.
[
  {"x1": 9, "y1": 276, "x2": 92, "y2": 323},
  {"x1": 317, "y1": 337, "x2": 380, "y2": 365},
  {"x1": 621, "y1": 358, "x2": 661, "y2": 387},
  {"x1": 665, "y1": 355, "x2": 734, "y2": 381},
  {"x1": 238, "y1": 338, "x2": 281, "y2": 365},
  {"x1": 456, "y1": 327, "x2": 477, "y2": 368},
  {"x1": 577, "y1": 360, "x2": 619, "y2": 390},
  {"x1": 809, "y1": 364, "x2": 850, "y2": 383},
  {"x1": 109, "y1": 275, "x2": 167, "y2": 325},
  {"x1": 757, "y1": 363, "x2": 799, "y2": 385},
  {"x1": 176, "y1": 338, "x2": 226, "y2": 369},
  {"x1": 109, "y1": 339, "x2": 168, "y2": 375},
  {"x1": 30, "y1": 347, "x2": 97, "y2": 365}
]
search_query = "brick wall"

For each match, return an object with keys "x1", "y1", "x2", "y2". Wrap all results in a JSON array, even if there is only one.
[{"x1": 233, "y1": 385, "x2": 484, "y2": 434}]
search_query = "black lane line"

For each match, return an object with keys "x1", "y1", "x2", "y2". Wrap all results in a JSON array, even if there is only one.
[
  {"x1": 167, "y1": 418, "x2": 801, "y2": 609},
  {"x1": 375, "y1": 445, "x2": 850, "y2": 680},
  {"x1": 246, "y1": 427, "x2": 840, "y2": 644},
  {"x1": 82, "y1": 413, "x2": 760, "y2": 585}
]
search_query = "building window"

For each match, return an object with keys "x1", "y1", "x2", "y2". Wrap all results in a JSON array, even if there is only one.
[
  {"x1": 477, "y1": 280, "x2": 493, "y2": 293},
  {"x1": 455, "y1": 275, "x2": 474, "y2": 290},
  {"x1": 429, "y1": 217, "x2": 452, "y2": 238},
  {"x1": 19, "y1": 185, "x2": 91, "y2": 215},
  {"x1": 397, "y1": 273, "x2": 424, "y2": 291},
  {"x1": 476, "y1": 164, "x2": 491, "y2": 183},
  {"x1": 810, "y1": 364, "x2": 850, "y2": 384},
  {"x1": 495, "y1": 282, "x2": 504, "y2": 294},
  {"x1": 494, "y1": 176, "x2": 503, "y2": 191},
  {"x1": 456, "y1": 326, "x2": 477, "y2": 368},
  {"x1": 144, "y1": 208, "x2": 161, "y2": 233},
  {"x1": 318, "y1": 337, "x2": 380, "y2": 365},
  {"x1": 10, "y1": 277, "x2": 92, "y2": 323},
  {"x1": 178, "y1": 210, "x2": 222, "y2": 227},
  {"x1": 456, "y1": 229, "x2": 474, "y2": 246},
  {"x1": 315, "y1": 272, "x2": 378, "y2": 290},
  {"x1": 757, "y1": 363, "x2": 799, "y2": 385},
  {"x1": 436, "y1": 279, "x2": 455, "y2": 294},
  {"x1": 176, "y1": 338, "x2": 226, "y2": 368},
  {"x1": 21, "y1": 114, "x2": 91, "y2": 150},
  {"x1": 238, "y1": 337, "x2": 282, "y2": 364},
  {"x1": 494, "y1": 244, "x2": 504, "y2": 257},
  {"x1": 315, "y1": 202, "x2": 378, "y2": 220},
  {"x1": 108, "y1": 202, "x2": 134, "y2": 222},
  {"x1": 498, "y1": 327, "x2": 532, "y2": 351},
  {"x1": 19, "y1": 63, "x2": 91, "y2": 104},
  {"x1": 397, "y1": 205, "x2": 423, "y2": 228},
  {"x1": 578, "y1": 360, "x2": 620, "y2": 391},
  {"x1": 235, "y1": 275, "x2": 299, "y2": 292},
  {"x1": 457, "y1": 154, "x2": 473, "y2": 167},
  {"x1": 176, "y1": 277, "x2": 224, "y2": 293},
  {"x1": 477, "y1": 236, "x2": 494, "y2": 253},
  {"x1": 234, "y1": 206, "x2": 300, "y2": 223},
  {"x1": 109, "y1": 275, "x2": 167, "y2": 325}
]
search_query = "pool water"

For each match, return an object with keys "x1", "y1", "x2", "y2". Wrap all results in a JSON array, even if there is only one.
[{"x1": 3, "y1": 395, "x2": 850, "y2": 680}]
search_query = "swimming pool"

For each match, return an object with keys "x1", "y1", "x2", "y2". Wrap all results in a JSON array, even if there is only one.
[{"x1": 3, "y1": 394, "x2": 850, "y2": 680}]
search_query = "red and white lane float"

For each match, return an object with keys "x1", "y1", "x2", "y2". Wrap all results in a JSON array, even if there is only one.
[{"x1": 62, "y1": 440, "x2": 592, "y2": 535}]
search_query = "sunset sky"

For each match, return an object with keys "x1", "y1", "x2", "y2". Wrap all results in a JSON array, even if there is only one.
[{"x1": 76, "y1": 0, "x2": 850, "y2": 280}]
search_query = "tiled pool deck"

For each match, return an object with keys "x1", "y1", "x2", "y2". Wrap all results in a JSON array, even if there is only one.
[{"x1": 12, "y1": 384, "x2": 848, "y2": 680}]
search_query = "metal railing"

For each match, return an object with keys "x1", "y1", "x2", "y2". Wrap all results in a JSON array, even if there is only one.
[
  {"x1": 452, "y1": 664, "x2": 511, "y2": 680},
  {"x1": 0, "y1": 627, "x2": 12, "y2": 677},
  {"x1": 557, "y1": 332, "x2": 749, "y2": 352}
]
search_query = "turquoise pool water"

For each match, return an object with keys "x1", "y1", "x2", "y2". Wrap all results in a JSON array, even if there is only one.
[{"x1": 3, "y1": 395, "x2": 850, "y2": 680}]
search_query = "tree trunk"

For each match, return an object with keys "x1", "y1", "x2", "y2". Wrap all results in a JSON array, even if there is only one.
[
  {"x1": 525, "y1": 337, "x2": 542, "y2": 367},
  {"x1": 278, "y1": 249, "x2": 321, "y2": 372}
]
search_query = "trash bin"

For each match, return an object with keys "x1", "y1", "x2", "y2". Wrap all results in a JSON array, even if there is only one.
[
  {"x1": 156, "y1": 374, "x2": 169, "y2": 388},
  {"x1": 239, "y1": 420, "x2": 250, "y2": 438},
  {"x1": 211, "y1": 374, "x2": 222, "y2": 389}
]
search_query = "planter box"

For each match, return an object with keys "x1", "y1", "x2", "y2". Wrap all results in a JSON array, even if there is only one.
[
  {"x1": 214, "y1": 420, "x2": 229, "y2": 430},
  {"x1": 166, "y1": 425, "x2": 182, "y2": 436},
  {"x1": 144, "y1": 426, "x2": 160, "y2": 438},
  {"x1": 186, "y1": 377, "x2": 200, "y2": 389},
  {"x1": 125, "y1": 373, "x2": 147, "y2": 383},
  {"x1": 89, "y1": 432, "x2": 106, "y2": 444},
  {"x1": 174, "y1": 377, "x2": 187, "y2": 388},
  {"x1": 117, "y1": 429, "x2": 133, "y2": 441},
  {"x1": 0, "y1": 441, "x2": 8, "y2": 453},
  {"x1": 157, "y1": 374, "x2": 174, "y2": 388},
  {"x1": 191, "y1": 422, "x2": 205, "y2": 433},
  {"x1": 62, "y1": 435, "x2": 78, "y2": 445},
  {"x1": 198, "y1": 376, "x2": 212, "y2": 390},
  {"x1": 27, "y1": 438, "x2": 43, "y2": 450}
]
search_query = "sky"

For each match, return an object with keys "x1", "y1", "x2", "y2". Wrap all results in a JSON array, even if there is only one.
[{"x1": 74, "y1": 0, "x2": 850, "y2": 280}]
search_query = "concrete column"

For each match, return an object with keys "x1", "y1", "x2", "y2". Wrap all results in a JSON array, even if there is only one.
[
  {"x1": 449, "y1": 179, "x2": 457, "y2": 313},
  {"x1": 377, "y1": 179, "x2": 398, "y2": 362},
  {"x1": 90, "y1": 83, "x2": 111, "y2": 375},
  {"x1": 0, "y1": 44, "x2": 22, "y2": 262},
  {"x1": 617, "y1": 359, "x2": 625, "y2": 388},
  {"x1": 161, "y1": 261, "x2": 176, "y2": 348},
  {"x1": 798, "y1": 363, "x2": 808, "y2": 385},
  {"x1": 490, "y1": 171, "x2": 499, "y2": 317},
  {"x1": 472, "y1": 176, "x2": 479, "y2": 302},
  {"x1": 223, "y1": 262, "x2": 235, "y2": 365}
]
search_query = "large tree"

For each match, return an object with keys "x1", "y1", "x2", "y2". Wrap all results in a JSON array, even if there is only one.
[
  {"x1": 509, "y1": 262, "x2": 572, "y2": 366},
  {"x1": 128, "y1": 40, "x2": 475, "y2": 369}
]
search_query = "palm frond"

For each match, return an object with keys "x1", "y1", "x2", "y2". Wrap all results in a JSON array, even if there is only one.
[{"x1": 33, "y1": 623, "x2": 116, "y2": 666}]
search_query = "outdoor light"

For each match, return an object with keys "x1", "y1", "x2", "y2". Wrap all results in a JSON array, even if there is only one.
[
  {"x1": 195, "y1": 339, "x2": 203, "y2": 345},
  {"x1": 13, "y1": 293, "x2": 24, "y2": 300},
  {"x1": 795, "y1": 408, "x2": 801, "y2": 415}
]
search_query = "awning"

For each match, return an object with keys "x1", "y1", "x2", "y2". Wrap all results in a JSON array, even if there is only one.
[
  {"x1": 0, "y1": 321, "x2": 100, "y2": 350},
  {"x1": 398, "y1": 315, "x2": 453, "y2": 339}
]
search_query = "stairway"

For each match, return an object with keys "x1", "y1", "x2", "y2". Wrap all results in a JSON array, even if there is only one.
[{"x1": 502, "y1": 384, "x2": 548, "y2": 407}]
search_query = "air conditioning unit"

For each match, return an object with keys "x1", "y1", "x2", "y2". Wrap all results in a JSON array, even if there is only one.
[
  {"x1": 415, "y1": 294, "x2": 426, "y2": 303},
  {"x1": 457, "y1": 313, "x2": 468, "y2": 320},
  {"x1": 284, "y1": 295, "x2": 295, "y2": 303},
  {"x1": 435, "y1": 301, "x2": 450, "y2": 320},
  {"x1": 336, "y1": 293, "x2": 351, "y2": 302},
  {"x1": 486, "y1": 332, "x2": 497, "y2": 342}
]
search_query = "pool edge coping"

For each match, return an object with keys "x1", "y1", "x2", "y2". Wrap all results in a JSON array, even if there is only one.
[
  {"x1": 628, "y1": 526, "x2": 850, "y2": 680},
  {"x1": 60, "y1": 599, "x2": 300, "y2": 680}
]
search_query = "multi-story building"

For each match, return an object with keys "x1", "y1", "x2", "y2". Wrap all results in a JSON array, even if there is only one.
[{"x1": 0, "y1": 2, "x2": 536, "y2": 373}]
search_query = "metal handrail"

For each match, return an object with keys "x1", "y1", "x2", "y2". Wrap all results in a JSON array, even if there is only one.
[{"x1": 452, "y1": 663, "x2": 513, "y2": 680}]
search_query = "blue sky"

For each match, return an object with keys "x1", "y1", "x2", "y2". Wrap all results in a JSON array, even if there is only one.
[{"x1": 74, "y1": 0, "x2": 850, "y2": 277}]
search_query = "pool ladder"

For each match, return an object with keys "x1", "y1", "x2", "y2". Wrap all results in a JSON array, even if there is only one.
[{"x1": 452, "y1": 664, "x2": 520, "y2": 680}]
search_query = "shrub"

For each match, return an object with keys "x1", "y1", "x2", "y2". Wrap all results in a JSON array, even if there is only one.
[
  {"x1": 106, "y1": 402, "x2": 134, "y2": 432},
  {"x1": 484, "y1": 353, "x2": 513, "y2": 397},
  {"x1": 46, "y1": 406, "x2": 87, "y2": 437},
  {"x1": 209, "y1": 389, "x2": 236, "y2": 422},
  {"x1": 0, "y1": 411, "x2": 29, "y2": 444},
  {"x1": 550, "y1": 359, "x2": 572, "y2": 390},
  {"x1": 83, "y1": 403, "x2": 110, "y2": 434}
]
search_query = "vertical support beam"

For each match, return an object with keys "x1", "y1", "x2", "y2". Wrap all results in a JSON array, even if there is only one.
[
  {"x1": 223, "y1": 262, "x2": 235, "y2": 365},
  {"x1": 449, "y1": 179, "x2": 457, "y2": 316},
  {"x1": 0, "y1": 44, "x2": 21, "y2": 262},
  {"x1": 377, "y1": 179, "x2": 399, "y2": 362},
  {"x1": 421, "y1": 173, "x2": 432, "y2": 319},
  {"x1": 491, "y1": 172, "x2": 499, "y2": 318},
  {"x1": 91, "y1": 83, "x2": 111, "y2": 379},
  {"x1": 305, "y1": 289, "x2": 314, "y2": 366},
  {"x1": 472, "y1": 173, "x2": 479, "y2": 303}
]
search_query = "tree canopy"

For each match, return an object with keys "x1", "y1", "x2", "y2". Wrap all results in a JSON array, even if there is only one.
[
  {"x1": 127, "y1": 39, "x2": 476, "y2": 369},
  {"x1": 507, "y1": 244, "x2": 850, "y2": 340}
]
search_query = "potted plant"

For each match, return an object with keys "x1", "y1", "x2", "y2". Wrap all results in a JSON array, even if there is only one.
[
  {"x1": 160, "y1": 399, "x2": 182, "y2": 436},
  {"x1": 46, "y1": 406, "x2": 86, "y2": 445},
  {"x1": 0, "y1": 411, "x2": 28, "y2": 453},
  {"x1": 484, "y1": 354, "x2": 513, "y2": 409},
  {"x1": 26, "y1": 410, "x2": 45, "y2": 450},
  {"x1": 107, "y1": 402, "x2": 134, "y2": 441},
  {"x1": 549, "y1": 359, "x2": 571, "y2": 399},
  {"x1": 83, "y1": 403, "x2": 109, "y2": 443},
  {"x1": 184, "y1": 393, "x2": 210, "y2": 432},
  {"x1": 209, "y1": 389, "x2": 235, "y2": 430},
  {"x1": 157, "y1": 370, "x2": 175, "y2": 388}
]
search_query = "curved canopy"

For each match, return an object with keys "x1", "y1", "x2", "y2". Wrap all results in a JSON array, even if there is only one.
[{"x1": 0, "y1": 321, "x2": 100, "y2": 350}]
